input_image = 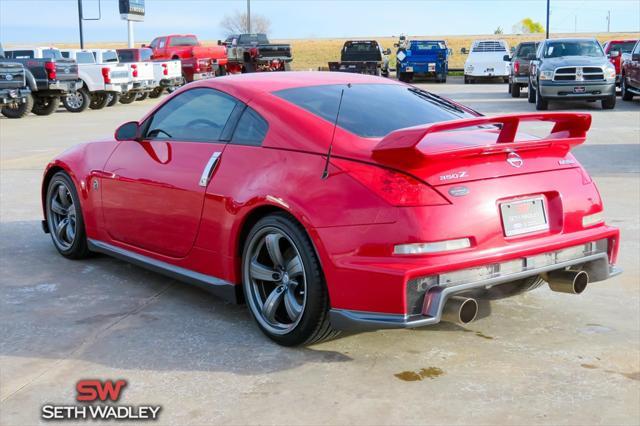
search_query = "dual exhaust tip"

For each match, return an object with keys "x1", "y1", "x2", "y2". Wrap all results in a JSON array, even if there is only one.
[{"x1": 441, "y1": 270, "x2": 589, "y2": 325}]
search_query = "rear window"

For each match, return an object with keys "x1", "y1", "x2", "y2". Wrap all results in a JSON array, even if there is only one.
[
  {"x1": 168, "y1": 36, "x2": 198, "y2": 47},
  {"x1": 117, "y1": 50, "x2": 134, "y2": 62},
  {"x1": 412, "y1": 41, "x2": 446, "y2": 50},
  {"x1": 140, "y1": 49, "x2": 152, "y2": 61},
  {"x1": 238, "y1": 34, "x2": 269, "y2": 45},
  {"x1": 101, "y1": 50, "x2": 118, "y2": 63},
  {"x1": 275, "y1": 84, "x2": 475, "y2": 138},
  {"x1": 472, "y1": 41, "x2": 507, "y2": 53},
  {"x1": 42, "y1": 49, "x2": 62, "y2": 60},
  {"x1": 344, "y1": 42, "x2": 378, "y2": 53},
  {"x1": 609, "y1": 41, "x2": 637, "y2": 53},
  {"x1": 516, "y1": 43, "x2": 537, "y2": 58},
  {"x1": 76, "y1": 52, "x2": 95, "y2": 64}
]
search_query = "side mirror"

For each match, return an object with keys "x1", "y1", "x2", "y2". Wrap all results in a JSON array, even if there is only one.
[
  {"x1": 609, "y1": 50, "x2": 620, "y2": 58},
  {"x1": 115, "y1": 121, "x2": 140, "y2": 141},
  {"x1": 217, "y1": 40, "x2": 222, "y2": 46},
  {"x1": 503, "y1": 54, "x2": 510, "y2": 61},
  {"x1": 632, "y1": 53, "x2": 640, "y2": 61},
  {"x1": 384, "y1": 48, "x2": 391, "y2": 55}
]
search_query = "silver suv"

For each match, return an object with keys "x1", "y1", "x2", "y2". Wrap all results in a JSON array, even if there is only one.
[{"x1": 528, "y1": 38, "x2": 617, "y2": 110}]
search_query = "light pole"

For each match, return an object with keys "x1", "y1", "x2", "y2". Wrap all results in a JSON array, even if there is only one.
[
  {"x1": 546, "y1": 0, "x2": 550, "y2": 39},
  {"x1": 247, "y1": 0, "x2": 251, "y2": 33},
  {"x1": 77, "y1": 0, "x2": 84, "y2": 48}
]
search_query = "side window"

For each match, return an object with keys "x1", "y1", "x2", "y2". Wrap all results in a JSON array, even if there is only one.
[
  {"x1": 231, "y1": 107, "x2": 269, "y2": 146},
  {"x1": 144, "y1": 88, "x2": 238, "y2": 142},
  {"x1": 149, "y1": 38, "x2": 158, "y2": 49},
  {"x1": 634, "y1": 42, "x2": 640, "y2": 55},
  {"x1": 159, "y1": 38, "x2": 166, "y2": 49}
]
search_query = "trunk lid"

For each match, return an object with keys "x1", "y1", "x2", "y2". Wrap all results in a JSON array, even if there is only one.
[{"x1": 371, "y1": 113, "x2": 592, "y2": 186}]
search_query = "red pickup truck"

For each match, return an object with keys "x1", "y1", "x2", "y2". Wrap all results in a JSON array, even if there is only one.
[
  {"x1": 621, "y1": 40, "x2": 640, "y2": 101},
  {"x1": 146, "y1": 34, "x2": 228, "y2": 79},
  {"x1": 603, "y1": 39, "x2": 638, "y2": 85}
]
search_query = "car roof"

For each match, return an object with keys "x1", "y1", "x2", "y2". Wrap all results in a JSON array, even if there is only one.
[
  {"x1": 544, "y1": 38, "x2": 598, "y2": 43},
  {"x1": 191, "y1": 71, "x2": 401, "y2": 102}
]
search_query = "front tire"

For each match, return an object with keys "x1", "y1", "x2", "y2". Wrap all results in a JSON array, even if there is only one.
[
  {"x1": 621, "y1": 77, "x2": 634, "y2": 101},
  {"x1": 528, "y1": 80, "x2": 536, "y2": 103},
  {"x1": 32, "y1": 96, "x2": 60, "y2": 116},
  {"x1": 45, "y1": 171, "x2": 90, "y2": 259},
  {"x1": 62, "y1": 88, "x2": 90, "y2": 113},
  {"x1": 535, "y1": 82, "x2": 548, "y2": 110},
  {"x1": 602, "y1": 95, "x2": 616, "y2": 110},
  {"x1": 1, "y1": 93, "x2": 33, "y2": 118},
  {"x1": 242, "y1": 213, "x2": 338, "y2": 346}
]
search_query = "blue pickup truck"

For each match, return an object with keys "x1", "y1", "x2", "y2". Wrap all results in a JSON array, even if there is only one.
[{"x1": 396, "y1": 39, "x2": 449, "y2": 83}]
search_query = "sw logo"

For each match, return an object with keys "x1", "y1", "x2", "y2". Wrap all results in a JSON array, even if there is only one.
[{"x1": 41, "y1": 379, "x2": 161, "y2": 421}]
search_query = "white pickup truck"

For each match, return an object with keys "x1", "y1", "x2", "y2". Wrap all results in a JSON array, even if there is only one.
[
  {"x1": 115, "y1": 48, "x2": 158, "y2": 104},
  {"x1": 463, "y1": 39, "x2": 511, "y2": 84},
  {"x1": 149, "y1": 59, "x2": 182, "y2": 98},
  {"x1": 90, "y1": 49, "x2": 135, "y2": 107},
  {"x1": 60, "y1": 49, "x2": 133, "y2": 112}
]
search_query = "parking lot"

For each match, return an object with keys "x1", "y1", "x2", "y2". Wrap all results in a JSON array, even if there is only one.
[{"x1": 1, "y1": 77, "x2": 639, "y2": 425}]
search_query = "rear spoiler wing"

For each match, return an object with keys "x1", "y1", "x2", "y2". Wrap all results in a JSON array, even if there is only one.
[{"x1": 372, "y1": 112, "x2": 592, "y2": 165}]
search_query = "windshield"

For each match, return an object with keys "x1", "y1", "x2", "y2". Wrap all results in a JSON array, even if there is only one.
[
  {"x1": 412, "y1": 41, "x2": 446, "y2": 50},
  {"x1": 543, "y1": 41, "x2": 604, "y2": 58},
  {"x1": 275, "y1": 84, "x2": 475, "y2": 138},
  {"x1": 609, "y1": 41, "x2": 637, "y2": 53},
  {"x1": 169, "y1": 36, "x2": 198, "y2": 47}
]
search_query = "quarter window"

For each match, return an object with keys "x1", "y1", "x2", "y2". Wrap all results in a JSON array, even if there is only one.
[
  {"x1": 144, "y1": 88, "x2": 238, "y2": 142},
  {"x1": 231, "y1": 107, "x2": 269, "y2": 146}
]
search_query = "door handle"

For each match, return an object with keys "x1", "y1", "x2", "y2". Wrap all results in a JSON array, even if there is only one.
[{"x1": 199, "y1": 152, "x2": 222, "y2": 187}]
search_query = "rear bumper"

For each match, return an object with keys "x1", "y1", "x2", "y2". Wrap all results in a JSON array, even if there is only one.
[
  {"x1": 104, "y1": 82, "x2": 133, "y2": 93},
  {"x1": 330, "y1": 241, "x2": 621, "y2": 331},
  {"x1": 192, "y1": 72, "x2": 214, "y2": 81},
  {"x1": 539, "y1": 81, "x2": 616, "y2": 99},
  {"x1": 159, "y1": 76, "x2": 184, "y2": 87},
  {"x1": 0, "y1": 87, "x2": 30, "y2": 104},
  {"x1": 511, "y1": 75, "x2": 529, "y2": 84},
  {"x1": 48, "y1": 80, "x2": 82, "y2": 92}
]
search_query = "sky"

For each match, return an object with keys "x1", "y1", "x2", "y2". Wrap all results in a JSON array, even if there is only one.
[{"x1": 1, "y1": 0, "x2": 639, "y2": 44}]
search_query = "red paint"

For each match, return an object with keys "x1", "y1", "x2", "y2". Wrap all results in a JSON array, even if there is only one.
[
  {"x1": 76, "y1": 380, "x2": 127, "y2": 402},
  {"x1": 42, "y1": 72, "x2": 620, "y2": 316},
  {"x1": 603, "y1": 39, "x2": 638, "y2": 75}
]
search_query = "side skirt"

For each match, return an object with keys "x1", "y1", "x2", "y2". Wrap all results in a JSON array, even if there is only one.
[{"x1": 88, "y1": 239, "x2": 241, "y2": 304}]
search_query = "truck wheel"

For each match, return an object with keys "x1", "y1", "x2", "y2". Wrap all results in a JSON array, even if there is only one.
[
  {"x1": 106, "y1": 92, "x2": 120, "y2": 107},
  {"x1": 511, "y1": 84, "x2": 521, "y2": 98},
  {"x1": 602, "y1": 95, "x2": 616, "y2": 110},
  {"x1": 527, "y1": 81, "x2": 536, "y2": 103},
  {"x1": 535, "y1": 83, "x2": 548, "y2": 110},
  {"x1": 89, "y1": 93, "x2": 109, "y2": 110},
  {"x1": 243, "y1": 62, "x2": 256, "y2": 73},
  {"x1": 62, "y1": 89, "x2": 90, "y2": 113},
  {"x1": 136, "y1": 92, "x2": 149, "y2": 101},
  {"x1": 119, "y1": 92, "x2": 137, "y2": 104},
  {"x1": 1, "y1": 93, "x2": 34, "y2": 118},
  {"x1": 148, "y1": 87, "x2": 165, "y2": 99},
  {"x1": 621, "y1": 76, "x2": 634, "y2": 101},
  {"x1": 441, "y1": 74, "x2": 447, "y2": 83},
  {"x1": 32, "y1": 96, "x2": 60, "y2": 116}
]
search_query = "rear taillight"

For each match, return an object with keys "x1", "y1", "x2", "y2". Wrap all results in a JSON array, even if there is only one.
[
  {"x1": 162, "y1": 63, "x2": 168, "y2": 75},
  {"x1": 195, "y1": 62, "x2": 201, "y2": 73},
  {"x1": 131, "y1": 64, "x2": 138, "y2": 78},
  {"x1": 514, "y1": 60, "x2": 520, "y2": 74},
  {"x1": 331, "y1": 158, "x2": 449, "y2": 207},
  {"x1": 45, "y1": 62, "x2": 56, "y2": 80},
  {"x1": 101, "y1": 67, "x2": 111, "y2": 84},
  {"x1": 250, "y1": 47, "x2": 258, "y2": 57}
]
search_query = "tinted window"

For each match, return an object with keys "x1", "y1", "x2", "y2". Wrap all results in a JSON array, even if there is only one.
[
  {"x1": 275, "y1": 84, "x2": 475, "y2": 138},
  {"x1": 609, "y1": 41, "x2": 637, "y2": 53},
  {"x1": 412, "y1": 41, "x2": 445, "y2": 50},
  {"x1": 516, "y1": 43, "x2": 537, "y2": 58},
  {"x1": 145, "y1": 88, "x2": 238, "y2": 142},
  {"x1": 101, "y1": 50, "x2": 118, "y2": 63},
  {"x1": 543, "y1": 41, "x2": 604, "y2": 58},
  {"x1": 6, "y1": 50, "x2": 34, "y2": 59},
  {"x1": 117, "y1": 50, "x2": 134, "y2": 62},
  {"x1": 231, "y1": 107, "x2": 269, "y2": 146},
  {"x1": 238, "y1": 34, "x2": 269, "y2": 45},
  {"x1": 76, "y1": 52, "x2": 95, "y2": 64},
  {"x1": 61, "y1": 51, "x2": 70, "y2": 58},
  {"x1": 168, "y1": 36, "x2": 198, "y2": 47}
]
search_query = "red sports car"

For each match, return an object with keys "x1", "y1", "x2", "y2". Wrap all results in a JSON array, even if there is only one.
[{"x1": 42, "y1": 72, "x2": 621, "y2": 346}]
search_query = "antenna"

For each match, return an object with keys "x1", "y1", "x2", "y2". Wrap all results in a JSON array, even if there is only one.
[{"x1": 321, "y1": 85, "x2": 348, "y2": 180}]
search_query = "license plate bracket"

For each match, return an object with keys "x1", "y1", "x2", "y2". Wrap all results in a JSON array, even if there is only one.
[
  {"x1": 574, "y1": 86, "x2": 586, "y2": 93},
  {"x1": 500, "y1": 197, "x2": 549, "y2": 237}
]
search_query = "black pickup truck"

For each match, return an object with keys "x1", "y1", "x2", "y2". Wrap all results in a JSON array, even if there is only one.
[
  {"x1": 329, "y1": 40, "x2": 391, "y2": 76},
  {"x1": 2, "y1": 47, "x2": 82, "y2": 115},
  {"x1": 224, "y1": 33, "x2": 292, "y2": 73},
  {"x1": 0, "y1": 44, "x2": 32, "y2": 118}
]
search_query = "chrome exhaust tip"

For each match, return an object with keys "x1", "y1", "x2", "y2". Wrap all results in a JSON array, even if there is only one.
[
  {"x1": 546, "y1": 270, "x2": 589, "y2": 294},
  {"x1": 441, "y1": 297, "x2": 478, "y2": 324}
]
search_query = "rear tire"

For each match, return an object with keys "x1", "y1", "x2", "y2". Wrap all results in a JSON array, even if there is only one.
[
  {"x1": 32, "y1": 96, "x2": 59, "y2": 116},
  {"x1": 242, "y1": 213, "x2": 339, "y2": 346},
  {"x1": 148, "y1": 87, "x2": 165, "y2": 99},
  {"x1": 89, "y1": 92, "x2": 109, "y2": 110},
  {"x1": 119, "y1": 92, "x2": 137, "y2": 104},
  {"x1": 1, "y1": 93, "x2": 33, "y2": 118},
  {"x1": 62, "y1": 88, "x2": 90, "y2": 113},
  {"x1": 45, "y1": 171, "x2": 90, "y2": 259},
  {"x1": 511, "y1": 83, "x2": 521, "y2": 98},
  {"x1": 621, "y1": 77, "x2": 634, "y2": 101},
  {"x1": 136, "y1": 92, "x2": 148, "y2": 101},
  {"x1": 528, "y1": 80, "x2": 536, "y2": 103},
  {"x1": 106, "y1": 92, "x2": 120, "y2": 107},
  {"x1": 602, "y1": 95, "x2": 616, "y2": 110}
]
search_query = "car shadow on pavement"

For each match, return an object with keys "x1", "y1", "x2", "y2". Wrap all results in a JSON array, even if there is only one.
[{"x1": 0, "y1": 220, "x2": 353, "y2": 377}]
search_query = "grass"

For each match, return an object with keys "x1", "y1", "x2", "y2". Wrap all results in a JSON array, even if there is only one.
[{"x1": 41, "y1": 31, "x2": 639, "y2": 71}]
